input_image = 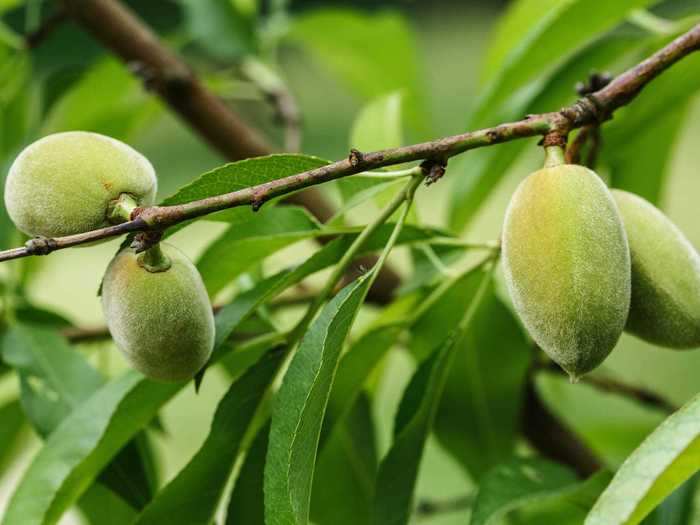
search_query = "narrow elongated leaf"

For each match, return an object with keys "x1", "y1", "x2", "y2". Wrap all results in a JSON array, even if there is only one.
[
  {"x1": 478, "y1": 0, "x2": 654, "y2": 116},
  {"x1": 320, "y1": 324, "x2": 404, "y2": 447},
  {"x1": 642, "y1": 474, "x2": 698, "y2": 525},
  {"x1": 605, "y1": 31, "x2": 700, "y2": 203},
  {"x1": 470, "y1": 458, "x2": 579, "y2": 525},
  {"x1": 2, "y1": 372, "x2": 178, "y2": 525},
  {"x1": 265, "y1": 274, "x2": 374, "y2": 525},
  {"x1": 161, "y1": 154, "x2": 329, "y2": 207},
  {"x1": 586, "y1": 392, "x2": 700, "y2": 525},
  {"x1": 197, "y1": 206, "x2": 321, "y2": 295},
  {"x1": 212, "y1": 223, "x2": 441, "y2": 352},
  {"x1": 1, "y1": 324, "x2": 156, "y2": 510},
  {"x1": 2, "y1": 324, "x2": 103, "y2": 436},
  {"x1": 225, "y1": 422, "x2": 270, "y2": 525},
  {"x1": 372, "y1": 268, "x2": 492, "y2": 525},
  {"x1": 502, "y1": 469, "x2": 613, "y2": 525},
  {"x1": 135, "y1": 350, "x2": 284, "y2": 525},
  {"x1": 161, "y1": 154, "x2": 329, "y2": 232},
  {"x1": 0, "y1": 399, "x2": 25, "y2": 472},
  {"x1": 449, "y1": 29, "x2": 649, "y2": 229},
  {"x1": 435, "y1": 287, "x2": 531, "y2": 479},
  {"x1": 2, "y1": 333, "x2": 280, "y2": 525},
  {"x1": 312, "y1": 394, "x2": 378, "y2": 525}
]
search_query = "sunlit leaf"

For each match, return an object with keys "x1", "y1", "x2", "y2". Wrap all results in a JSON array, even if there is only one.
[
  {"x1": 289, "y1": 9, "x2": 419, "y2": 101},
  {"x1": 265, "y1": 274, "x2": 374, "y2": 525},
  {"x1": 586, "y1": 392, "x2": 700, "y2": 525},
  {"x1": 134, "y1": 350, "x2": 283, "y2": 524}
]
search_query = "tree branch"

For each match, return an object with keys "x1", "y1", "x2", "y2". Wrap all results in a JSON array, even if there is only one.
[
  {"x1": 56, "y1": 0, "x2": 399, "y2": 303},
  {"x1": 2, "y1": 22, "x2": 699, "y2": 263}
]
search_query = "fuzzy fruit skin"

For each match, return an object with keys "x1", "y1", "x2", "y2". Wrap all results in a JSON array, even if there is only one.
[
  {"x1": 612, "y1": 190, "x2": 700, "y2": 348},
  {"x1": 101, "y1": 243, "x2": 214, "y2": 382},
  {"x1": 502, "y1": 164, "x2": 631, "y2": 379},
  {"x1": 4, "y1": 131, "x2": 156, "y2": 237}
]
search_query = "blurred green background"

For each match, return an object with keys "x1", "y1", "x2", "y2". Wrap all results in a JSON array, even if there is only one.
[{"x1": 1, "y1": 0, "x2": 700, "y2": 523}]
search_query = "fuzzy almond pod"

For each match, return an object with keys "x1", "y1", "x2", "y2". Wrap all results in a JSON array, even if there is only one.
[
  {"x1": 4, "y1": 131, "x2": 157, "y2": 237},
  {"x1": 502, "y1": 149, "x2": 631, "y2": 380},
  {"x1": 101, "y1": 243, "x2": 215, "y2": 382},
  {"x1": 612, "y1": 189, "x2": 700, "y2": 348}
]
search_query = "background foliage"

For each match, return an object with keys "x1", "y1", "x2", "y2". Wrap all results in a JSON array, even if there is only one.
[{"x1": 1, "y1": 0, "x2": 700, "y2": 524}]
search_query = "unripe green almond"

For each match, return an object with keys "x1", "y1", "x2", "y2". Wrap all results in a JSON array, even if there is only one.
[
  {"x1": 4, "y1": 131, "x2": 157, "y2": 237},
  {"x1": 612, "y1": 189, "x2": 700, "y2": 348},
  {"x1": 101, "y1": 243, "x2": 214, "y2": 382},
  {"x1": 502, "y1": 162, "x2": 631, "y2": 380}
]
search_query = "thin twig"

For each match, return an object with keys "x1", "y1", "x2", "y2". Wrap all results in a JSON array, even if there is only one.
[{"x1": 3, "y1": 22, "x2": 700, "y2": 263}]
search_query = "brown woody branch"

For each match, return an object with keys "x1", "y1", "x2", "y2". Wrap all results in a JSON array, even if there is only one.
[
  {"x1": 56, "y1": 0, "x2": 396, "y2": 303},
  {"x1": 2, "y1": 21, "x2": 699, "y2": 263}
]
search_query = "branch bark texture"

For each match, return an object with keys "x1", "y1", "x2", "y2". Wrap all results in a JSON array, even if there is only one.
[{"x1": 2, "y1": 22, "x2": 699, "y2": 263}]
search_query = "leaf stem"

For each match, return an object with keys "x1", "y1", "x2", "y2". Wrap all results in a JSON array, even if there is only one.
[{"x1": 289, "y1": 174, "x2": 423, "y2": 342}]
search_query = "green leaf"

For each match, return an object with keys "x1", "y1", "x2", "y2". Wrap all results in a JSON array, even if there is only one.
[
  {"x1": 605, "y1": 31, "x2": 700, "y2": 203},
  {"x1": 0, "y1": 398, "x2": 25, "y2": 472},
  {"x1": 372, "y1": 267, "x2": 492, "y2": 525},
  {"x1": 162, "y1": 154, "x2": 330, "y2": 207},
  {"x1": 470, "y1": 457, "x2": 578, "y2": 525},
  {"x1": 536, "y1": 373, "x2": 666, "y2": 467},
  {"x1": 197, "y1": 206, "x2": 321, "y2": 296},
  {"x1": 2, "y1": 372, "x2": 179, "y2": 525},
  {"x1": 225, "y1": 422, "x2": 270, "y2": 525},
  {"x1": 478, "y1": 0, "x2": 654, "y2": 114},
  {"x1": 449, "y1": 28, "x2": 650, "y2": 230},
  {"x1": 641, "y1": 473, "x2": 698, "y2": 525},
  {"x1": 586, "y1": 392, "x2": 700, "y2": 525},
  {"x1": 42, "y1": 59, "x2": 160, "y2": 140},
  {"x1": 78, "y1": 484, "x2": 138, "y2": 525},
  {"x1": 311, "y1": 393, "x2": 378, "y2": 525},
  {"x1": 503, "y1": 469, "x2": 613, "y2": 525},
  {"x1": 178, "y1": 0, "x2": 257, "y2": 60},
  {"x1": 160, "y1": 154, "x2": 329, "y2": 232},
  {"x1": 434, "y1": 286, "x2": 531, "y2": 479},
  {"x1": 1, "y1": 324, "x2": 103, "y2": 437},
  {"x1": 264, "y1": 274, "x2": 374, "y2": 525},
  {"x1": 1, "y1": 324, "x2": 158, "y2": 511},
  {"x1": 289, "y1": 9, "x2": 419, "y2": 100},
  {"x1": 134, "y1": 349, "x2": 283, "y2": 525},
  {"x1": 211, "y1": 223, "x2": 441, "y2": 352},
  {"x1": 338, "y1": 91, "x2": 405, "y2": 205},
  {"x1": 320, "y1": 324, "x2": 404, "y2": 447},
  {"x1": 350, "y1": 91, "x2": 403, "y2": 153}
]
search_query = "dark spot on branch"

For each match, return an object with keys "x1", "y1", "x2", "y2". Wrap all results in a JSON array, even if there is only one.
[
  {"x1": 25, "y1": 236, "x2": 57, "y2": 256},
  {"x1": 421, "y1": 158, "x2": 447, "y2": 186},
  {"x1": 130, "y1": 231, "x2": 162, "y2": 253},
  {"x1": 576, "y1": 71, "x2": 613, "y2": 96},
  {"x1": 349, "y1": 148, "x2": 364, "y2": 167}
]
